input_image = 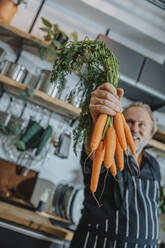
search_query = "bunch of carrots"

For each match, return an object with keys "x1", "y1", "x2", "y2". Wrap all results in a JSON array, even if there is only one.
[{"x1": 90, "y1": 112, "x2": 136, "y2": 198}]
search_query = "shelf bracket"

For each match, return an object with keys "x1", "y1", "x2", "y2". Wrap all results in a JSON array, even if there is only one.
[
  {"x1": 28, "y1": 0, "x2": 46, "y2": 34},
  {"x1": 15, "y1": 37, "x2": 24, "y2": 63},
  {"x1": 15, "y1": 0, "x2": 46, "y2": 63}
]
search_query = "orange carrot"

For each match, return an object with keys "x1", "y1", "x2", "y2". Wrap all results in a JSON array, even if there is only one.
[
  {"x1": 114, "y1": 112, "x2": 127, "y2": 151},
  {"x1": 116, "y1": 136, "x2": 124, "y2": 171},
  {"x1": 104, "y1": 126, "x2": 116, "y2": 168},
  {"x1": 110, "y1": 160, "x2": 117, "y2": 177},
  {"x1": 90, "y1": 140, "x2": 105, "y2": 193},
  {"x1": 90, "y1": 114, "x2": 108, "y2": 152},
  {"x1": 122, "y1": 114, "x2": 136, "y2": 156}
]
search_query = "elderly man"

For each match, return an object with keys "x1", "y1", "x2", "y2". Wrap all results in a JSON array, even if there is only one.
[{"x1": 70, "y1": 83, "x2": 161, "y2": 248}]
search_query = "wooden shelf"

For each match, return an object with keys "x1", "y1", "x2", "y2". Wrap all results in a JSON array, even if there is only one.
[
  {"x1": 0, "y1": 74, "x2": 81, "y2": 119},
  {"x1": 0, "y1": 200, "x2": 73, "y2": 241},
  {"x1": 149, "y1": 139, "x2": 165, "y2": 152},
  {"x1": 153, "y1": 130, "x2": 165, "y2": 144},
  {"x1": 0, "y1": 21, "x2": 48, "y2": 56}
]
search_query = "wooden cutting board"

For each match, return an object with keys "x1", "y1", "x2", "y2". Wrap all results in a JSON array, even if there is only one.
[{"x1": 0, "y1": 201, "x2": 73, "y2": 241}]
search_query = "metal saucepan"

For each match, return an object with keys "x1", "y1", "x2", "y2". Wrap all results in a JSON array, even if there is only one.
[
  {"x1": 0, "y1": 60, "x2": 11, "y2": 75},
  {"x1": 0, "y1": 47, "x2": 6, "y2": 70},
  {"x1": 7, "y1": 62, "x2": 28, "y2": 83},
  {"x1": 1, "y1": 60, "x2": 28, "y2": 83},
  {"x1": 35, "y1": 70, "x2": 62, "y2": 99}
]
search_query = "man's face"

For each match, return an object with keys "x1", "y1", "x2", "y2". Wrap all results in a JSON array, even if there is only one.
[{"x1": 123, "y1": 106, "x2": 153, "y2": 153}]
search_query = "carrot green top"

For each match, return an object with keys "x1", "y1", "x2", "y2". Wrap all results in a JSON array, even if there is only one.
[{"x1": 51, "y1": 39, "x2": 119, "y2": 154}]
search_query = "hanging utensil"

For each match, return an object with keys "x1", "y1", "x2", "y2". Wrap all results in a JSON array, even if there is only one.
[
  {"x1": 35, "y1": 109, "x2": 53, "y2": 156},
  {"x1": 0, "y1": 96, "x2": 13, "y2": 135},
  {"x1": 7, "y1": 102, "x2": 27, "y2": 135},
  {"x1": 54, "y1": 129, "x2": 72, "y2": 159}
]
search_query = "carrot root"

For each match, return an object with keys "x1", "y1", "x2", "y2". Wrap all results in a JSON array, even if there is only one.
[
  {"x1": 114, "y1": 112, "x2": 127, "y2": 151},
  {"x1": 99, "y1": 168, "x2": 109, "y2": 201},
  {"x1": 90, "y1": 114, "x2": 108, "y2": 152},
  {"x1": 92, "y1": 192, "x2": 102, "y2": 208}
]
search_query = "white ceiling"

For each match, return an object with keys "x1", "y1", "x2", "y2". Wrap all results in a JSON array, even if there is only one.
[{"x1": 53, "y1": 0, "x2": 165, "y2": 64}]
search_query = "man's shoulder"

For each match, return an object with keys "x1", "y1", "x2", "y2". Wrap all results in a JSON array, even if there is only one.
[{"x1": 144, "y1": 150, "x2": 161, "y2": 180}]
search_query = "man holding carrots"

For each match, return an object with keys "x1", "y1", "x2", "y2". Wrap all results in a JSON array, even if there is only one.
[{"x1": 70, "y1": 82, "x2": 161, "y2": 248}]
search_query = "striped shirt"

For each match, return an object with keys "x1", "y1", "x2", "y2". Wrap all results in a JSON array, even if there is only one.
[{"x1": 70, "y1": 150, "x2": 161, "y2": 248}]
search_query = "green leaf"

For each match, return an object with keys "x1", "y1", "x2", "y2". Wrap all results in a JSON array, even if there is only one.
[
  {"x1": 40, "y1": 27, "x2": 50, "y2": 33},
  {"x1": 44, "y1": 34, "x2": 51, "y2": 42},
  {"x1": 17, "y1": 92, "x2": 28, "y2": 100},
  {"x1": 51, "y1": 39, "x2": 119, "y2": 154},
  {"x1": 70, "y1": 31, "x2": 78, "y2": 41},
  {"x1": 52, "y1": 40, "x2": 61, "y2": 49},
  {"x1": 41, "y1": 17, "x2": 52, "y2": 28},
  {"x1": 53, "y1": 24, "x2": 59, "y2": 31},
  {"x1": 26, "y1": 87, "x2": 35, "y2": 98},
  {"x1": 39, "y1": 47, "x2": 45, "y2": 59}
]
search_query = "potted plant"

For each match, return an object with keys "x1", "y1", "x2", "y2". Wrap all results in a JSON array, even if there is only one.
[
  {"x1": 39, "y1": 17, "x2": 78, "y2": 62},
  {"x1": 0, "y1": 0, "x2": 26, "y2": 24}
]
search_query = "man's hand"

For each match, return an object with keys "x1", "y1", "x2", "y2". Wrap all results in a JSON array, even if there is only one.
[
  {"x1": 89, "y1": 82, "x2": 124, "y2": 124},
  {"x1": 84, "y1": 83, "x2": 124, "y2": 157}
]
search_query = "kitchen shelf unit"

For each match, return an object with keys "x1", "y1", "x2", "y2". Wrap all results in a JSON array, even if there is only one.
[
  {"x1": 0, "y1": 21, "x2": 47, "y2": 57},
  {"x1": 0, "y1": 22, "x2": 165, "y2": 150},
  {"x1": 0, "y1": 74, "x2": 81, "y2": 119}
]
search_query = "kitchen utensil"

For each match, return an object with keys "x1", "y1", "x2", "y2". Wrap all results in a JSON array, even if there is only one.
[
  {"x1": 35, "y1": 125, "x2": 53, "y2": 156},
  {"x1": 7, "y1": 62, "x2": 28, "y2": 83},
  {"x1": 23, "y1": 148, "x2": 37, "y2": 176},
  {"x1": 0, "y1": 47, "x2": 6, "y2": 70},
  {"x1": 35, "y1": 70, "x2": 62, "y2": 98},
  {"x1": 53, "y1": 184, "x2": 64, "y2": 217},
  {"x1": 0, "y1": 96, "x2": 12, "y2": 135},
  {"x1": 70, "y1": 186, "x2": 84, "y2": 225},
  {"x1": 52, "y1": 183, "x2": 84, "y2": 224},
  {"x1": 0, "y1": 83, "x2": 4, "y2": 97},
  {"x1": 54, "y1": 129, "x2": 71, "y2": 159},
  {"x1": 6, "y1": 102, "x2": 27, "y2": 135},
  {"x1": 66, "y1": 87, "x2": 85, "y2": 108},
  {"x1": 0, "y1": 60, "x2": 12, "y2": 75},
  {"x1": 13, "y1": 121, "x2": 43, "y2": 151}
]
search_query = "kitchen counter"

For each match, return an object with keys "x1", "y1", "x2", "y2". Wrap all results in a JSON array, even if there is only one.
[{"x1": 0, "y1": 200, "x2": 73, "y2": 241}]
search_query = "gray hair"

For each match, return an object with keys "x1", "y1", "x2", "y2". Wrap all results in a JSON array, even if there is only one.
[{"x1": 123, "y1": 101, "x2": 157, "y2": 137}]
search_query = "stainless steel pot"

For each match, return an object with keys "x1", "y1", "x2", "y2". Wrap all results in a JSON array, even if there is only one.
[
  {"x1": 0, "y1": 60, "x2": 12, "y2": 75},
  {"x1": 7, "y1": 62, "x2": 28, "y2": 83},
  {"x1": 35, "y1": 70, "x2": 62, "y2": 98},
  {"x1": 1, "y1": 60, "x2": 28, "y2": 83},
  {"x1": 0, "y1": 48, "x2": 6, "y2": 69}
]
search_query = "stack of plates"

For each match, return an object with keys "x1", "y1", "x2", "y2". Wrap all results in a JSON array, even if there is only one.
[{"x1": 52, "y1": 183, "x2": 84, "y2": 225}]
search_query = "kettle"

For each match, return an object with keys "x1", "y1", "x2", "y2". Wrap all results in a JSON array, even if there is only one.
[{"x1": 55, "y1": 130, "x2": 72, "y2": 159}]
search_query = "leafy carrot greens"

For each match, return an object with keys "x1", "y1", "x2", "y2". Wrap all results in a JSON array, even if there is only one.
[{"x1": 51, "y1": 39, "x2": 119, "y2": 154}]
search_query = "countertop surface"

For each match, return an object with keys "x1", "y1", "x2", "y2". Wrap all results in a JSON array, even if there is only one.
[{"x1": 0, "y1": 200, "x2": 74, "y2": 241}]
